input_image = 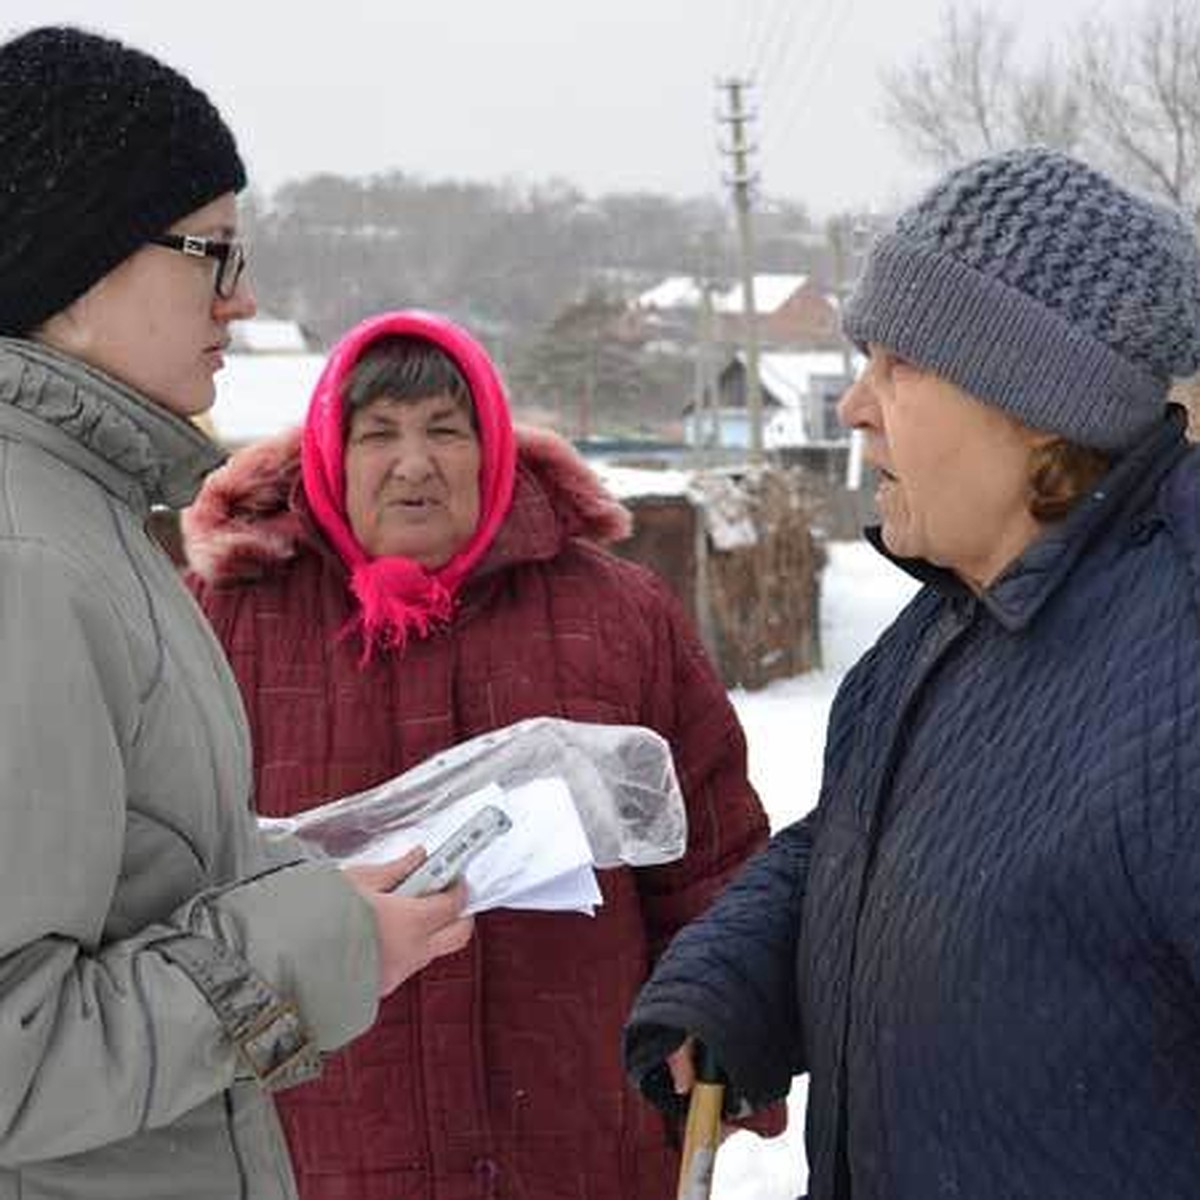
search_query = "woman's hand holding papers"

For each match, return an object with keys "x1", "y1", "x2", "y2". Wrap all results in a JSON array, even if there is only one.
[{"x1": 344, "y1": 848, "x2": 475, "y2": 996}]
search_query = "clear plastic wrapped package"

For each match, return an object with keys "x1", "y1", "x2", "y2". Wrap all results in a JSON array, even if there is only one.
[{"x1": 261, "y1": 717, "x2": 687, "y2": 870}]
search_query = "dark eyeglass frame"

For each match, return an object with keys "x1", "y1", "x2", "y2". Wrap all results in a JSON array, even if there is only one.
[{"x1": 146, "y1": 233, "x2": 248, "y2": 299}]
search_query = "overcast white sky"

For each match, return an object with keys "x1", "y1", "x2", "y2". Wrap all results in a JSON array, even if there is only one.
[{"x1": 5, "y1": 0, "x2": 1136, "y2": 218}]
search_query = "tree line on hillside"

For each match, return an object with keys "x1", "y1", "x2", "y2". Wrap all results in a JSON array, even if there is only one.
[{"x1": 239, "y1": 177, "x2": 849, "y2": 436}]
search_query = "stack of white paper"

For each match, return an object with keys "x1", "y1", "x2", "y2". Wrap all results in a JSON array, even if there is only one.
[{"x1": 338, "y1": 777, "x2": 603, "y2": 916}]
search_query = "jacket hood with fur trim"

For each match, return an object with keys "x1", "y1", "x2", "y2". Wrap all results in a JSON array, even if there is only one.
[{"x1": 183, "y1": 424, "x2": 632, "y2": 586}]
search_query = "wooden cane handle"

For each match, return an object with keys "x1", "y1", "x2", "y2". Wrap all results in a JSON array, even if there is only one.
[{"x1": 677, "y1": 1080, "x2": 725, "y2": 1200}]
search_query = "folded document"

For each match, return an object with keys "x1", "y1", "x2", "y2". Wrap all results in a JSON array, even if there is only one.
[{"x1": 321, "y1": 777, "x2": 602, "y2": 916}]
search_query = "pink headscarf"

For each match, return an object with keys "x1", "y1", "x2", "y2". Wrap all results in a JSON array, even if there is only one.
[{"x1": 300, "y1": 310, "x2": 517, "y2": 659}]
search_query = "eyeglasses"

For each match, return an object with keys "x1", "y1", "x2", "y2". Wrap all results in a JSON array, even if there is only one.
[{"x1": 146, "y1": 233, "x2": 248, "y2": 299}]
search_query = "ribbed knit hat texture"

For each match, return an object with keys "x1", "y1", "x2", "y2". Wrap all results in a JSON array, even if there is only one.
[
  {"x1": 843, "y1": 147, "x2": 1200, "y2": 451},
  {"x1": 0, "y1": 25, "x2": 246, "y2": 336}
]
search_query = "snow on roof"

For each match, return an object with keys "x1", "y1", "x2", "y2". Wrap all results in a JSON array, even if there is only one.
[
  {"x1": 634, "y1": 276, "x2": 703, "y2": 310},
  {"x1": 635, "y1": 272, "x2": 816, "y2": 315},
  {"x1": 714, "y1": 274, "x2": 810, "y2": 315},
  {"x1": 229, "y1": 315, "x2": 310, "y2": 354},
  {"x1": 756, "y1": 351, "x2": 858, "y2": 408},
  {"x1": 592, "y1": 463, "x2": 694, "y2": 500},
  {"x1": 208, "y1": 353, "x2": 327, "y2": 444},
  {"x1": 592, "y1": 463, "x2": 758, "y2": 549}
]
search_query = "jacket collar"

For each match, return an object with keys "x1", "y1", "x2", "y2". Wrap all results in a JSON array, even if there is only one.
[
  {"x1": 0, "y1": 338, "x2": 225, "y2": 512},
  {"x1": 869, "y1": 408, "x2": 1190, "y2": 632},
  {"x1": 473, "y1": 457, "x2": 566, "y2": 578}
]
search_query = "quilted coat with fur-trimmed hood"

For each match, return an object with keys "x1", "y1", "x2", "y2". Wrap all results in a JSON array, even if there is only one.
[{"x1": 183, "y1": 407, "x2": 771, "y2": 1199}]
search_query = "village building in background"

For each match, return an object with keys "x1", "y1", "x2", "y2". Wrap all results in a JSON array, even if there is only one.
[
  {"x1": 685, "y1": 349, "x2": 860, "y2": 450},
  {"x1": 203, "y1": 312, "x2": 327, "y2": 447},
  {"x1": 631, "y1": 271, "x2": 842, "y2": 352}
]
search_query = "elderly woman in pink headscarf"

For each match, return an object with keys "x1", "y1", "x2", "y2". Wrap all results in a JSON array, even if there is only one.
[{"x1": 184, "y1": 310, "x2": 773, "y2": 1200}]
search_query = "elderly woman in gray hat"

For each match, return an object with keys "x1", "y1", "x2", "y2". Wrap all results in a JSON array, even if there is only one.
[
  {"x1": 624, "y1": 146, "x2": 1200, "y2": 1200},
  {"x1": 0, "y1": 26, "x2": 470, "y2": 1200}
]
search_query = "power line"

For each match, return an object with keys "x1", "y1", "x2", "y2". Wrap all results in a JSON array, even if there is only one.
[
  {"x1": 756, "y1": 0, "x2": 838, "y2": 181},
  {"x1": 750, "y1": 0, "x2": 794, "y2": 80},
  {"x1": 766, "y1": 0, "x2": 842, "y2": 141},
  {"x1": 762, "y1": 0, "x2": 857, "y2": 168},
  {"x1": 740, "y1": 1, "x2": 775, "y2": 77},
  {"x1": 756, "y1": 0, "x2": 807, "y2": 104}
]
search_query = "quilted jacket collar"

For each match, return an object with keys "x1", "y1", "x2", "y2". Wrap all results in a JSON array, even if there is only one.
[{"x1": 0, "y1": 338, "x2": 225, "y2": 512}]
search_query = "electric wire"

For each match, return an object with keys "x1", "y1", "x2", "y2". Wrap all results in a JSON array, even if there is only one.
[
  {"x1": 762, "y1": 0, "x2": 858, "y2": 165},
  {"x1": 751, "y1": 0, "x2": 795, "y2": 80}
]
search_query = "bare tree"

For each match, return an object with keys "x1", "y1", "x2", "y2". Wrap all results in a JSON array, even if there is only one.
[
  {"x1": 883, "y1": 0, "x2": 1200, "y2": 223},
  {"x1": 1075, "y1": 0, "x2": 1200, "y2": 221},
  {"x1": 1014, "y1": 55, "x2": 1085, "y2": 153},
  {"x1": 882, "y1": 5, "x2": 1080, "y2": 166}
]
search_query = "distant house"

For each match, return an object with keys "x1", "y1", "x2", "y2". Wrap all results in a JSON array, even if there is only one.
[
  {"x1": 205, "y1": 313, "x2": 326, "y2": 447},
  {"x1": 711, "y1": 275, "x2": 841, "y2": 348},
  {"x1": 630, "y1": 275, "x2": 705, "y2": 350},
  {"x1": 635, "y1": 275, "x2": 704, "y2": 312},
  {"x1": 632, "y1": 273, "x2": 842, "y2": 350},
  {"x1": 684, "y1": 349, "x2": 861, "y2": 449},
  {"x1": 228, "y1": 313, "x2": 315, "y2": 355}
]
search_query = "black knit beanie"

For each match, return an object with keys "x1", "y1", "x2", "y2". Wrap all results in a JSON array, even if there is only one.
[
  {"x1": 843, "y1": 147, "x2": 1200, "y2": 452},
  {"x1": 0, "y1": 26, "x2": 247, "y2": 336}
]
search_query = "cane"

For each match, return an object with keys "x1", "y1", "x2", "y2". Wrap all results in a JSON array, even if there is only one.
[{"x1": 676, "y1": 1040, "x2": 726, "y2": 1200}]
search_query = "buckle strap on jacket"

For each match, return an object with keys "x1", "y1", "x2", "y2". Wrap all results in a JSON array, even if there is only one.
[{"x1": 156, "y1": 933, "x2": 322, "y2": 1091}]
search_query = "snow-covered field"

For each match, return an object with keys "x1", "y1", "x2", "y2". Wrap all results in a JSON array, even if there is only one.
[{"x1": 710, "y1": 540, "x2": 920, "y2": 1199}]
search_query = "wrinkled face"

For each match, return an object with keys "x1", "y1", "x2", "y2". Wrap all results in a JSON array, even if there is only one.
[
  {"x1": 35, "y1": 192, "x2": 256, "y2": 417},
  {"x1": 838, "y1": 345, "x2": 1048, "y2": 590},
  {"x1": 344, "y1": 391, "x2": 482, "y2": 566}
]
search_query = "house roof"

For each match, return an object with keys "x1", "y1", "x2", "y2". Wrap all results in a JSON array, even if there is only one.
[
  {"x1": 634, "y1": 276, "x2": 704, "y2": 310},
  {"x1": 229, "y1": 314, "x2": 311, "y2": 354},
  {"x1": 713, "y1": 274, "x2": 811, "y2": 315},
  {"x1": 733, "y1": 350, "x2": 859, "y2": 409},
  {"x1": 635, "y1": 272, "x2": 816, "y2": 316}
]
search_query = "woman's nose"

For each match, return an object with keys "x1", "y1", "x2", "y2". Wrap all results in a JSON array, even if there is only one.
[
  {"x1": 837, "y1": 374, "x2": 878, "y2": 431},
  {"x1": 214, "y1": 274, "x2": 257, "y2": 322},
  {"x1": 388, "y1": 439, "x2": 435, "y2": 480}
]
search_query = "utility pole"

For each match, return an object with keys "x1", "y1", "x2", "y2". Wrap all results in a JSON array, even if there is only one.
[
  {"x1": 829, "y1": 218, "x2": 855, "y2": 387},
  {"x1": 717, "y1": 77, "x2": 765, "y2": 464},
  {"x1": 692, "y1": 279, "x2": 720, "y2": 465},
  {"x1": 830, "y1": 214, "x2": 870, "y2": 473},
  {"x1": 691, "y1": 283, "x2": 709, "y2": 463}
]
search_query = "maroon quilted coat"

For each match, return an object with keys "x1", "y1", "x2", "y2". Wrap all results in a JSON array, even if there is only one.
[{"x1": 183, "y1": 424, "x2": 771, "y2": 1200}]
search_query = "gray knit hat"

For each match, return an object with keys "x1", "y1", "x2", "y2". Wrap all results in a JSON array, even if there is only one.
[
  {"x1": 843, "y1": 147, "x2": 1200, "y2": 451},
  {"x1": 0, "y1": 26, "x2": 246, "y2": 336}
]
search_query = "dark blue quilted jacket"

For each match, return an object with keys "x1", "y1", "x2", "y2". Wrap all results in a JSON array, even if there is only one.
[{"x1": 627, "y1": 413, "x2": 1200, "y2": 1199}]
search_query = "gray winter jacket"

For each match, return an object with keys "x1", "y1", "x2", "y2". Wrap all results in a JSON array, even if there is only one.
[{"x1": 0, "y1": 339, "x2": 379, "y2": 1200}]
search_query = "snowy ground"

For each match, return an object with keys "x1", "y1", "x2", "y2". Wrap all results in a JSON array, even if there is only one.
[{"x1": 710, "y1": 539, "x2": 920, "y2": 1199}]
